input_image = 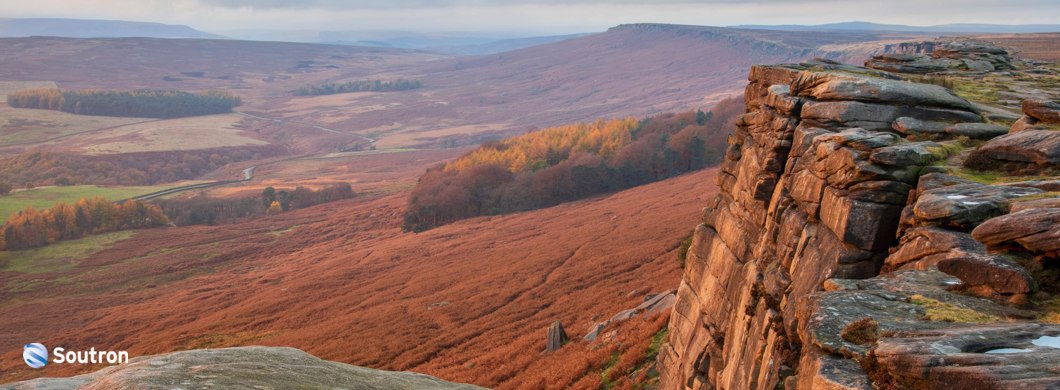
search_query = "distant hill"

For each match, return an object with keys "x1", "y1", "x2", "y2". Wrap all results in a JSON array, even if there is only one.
[
  {"x1": 0, "y1": 18, "x2": 221, "y2": 39},
  {"x1": 402, "y1": 23, "x2": 917, "y2": 128},
  {"x1": 734, "y1": 21, "x2": 1060, "y2": 34},
  {"x1": 215, "y1": 29, "x2": 588, "y2": 55},
  {"x1": 424, "y1": 33, "x2": 591, "y2": 55}
]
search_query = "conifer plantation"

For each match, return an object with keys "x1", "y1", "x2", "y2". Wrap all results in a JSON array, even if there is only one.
[
  {"x1": 293, "y1": 79, "x2": 422, "y2": 96},
  {"x1": 7, "y1": 88, "x2": 242, "y2": 118}
]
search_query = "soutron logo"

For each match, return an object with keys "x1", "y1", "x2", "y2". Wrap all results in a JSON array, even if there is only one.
[
  {"x1": 22, "y1": 343, "x2": 128, "y2": 369},
  {"x1": 23, "y1": 343, "x2": 48, "y2": 369}
]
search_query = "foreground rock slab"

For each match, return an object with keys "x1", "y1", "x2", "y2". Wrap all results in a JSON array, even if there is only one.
[
  {"x1": 0, "y1": 347, "x2": 485, "y2": 390},
  {"x1": 874, "y1": 324, "x2": 1060, "y2": 389}
]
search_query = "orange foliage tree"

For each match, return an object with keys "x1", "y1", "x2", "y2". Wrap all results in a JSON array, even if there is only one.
[
  {"x1": 1, "y1": 197, "x2": 169, "y2": 251},
  {"x1": 403, "y1": 98, "x2": 743, "y2": 232}
]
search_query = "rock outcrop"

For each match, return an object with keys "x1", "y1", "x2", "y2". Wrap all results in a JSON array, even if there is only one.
[
  {"x1": 867, "y1": 39, "x2": 1013, "y2": 74},
  {"x1": 547, "y1": 321, "x2": 570, "y2": 352},
  {"x1": 0, "y1": 346, "x2": 484, "y2": 390},
  {"x1": 659, "y1": 59, "x2": 1060, "y2": 390},
  {"x1": 585, "y1": 291, "x2": 677, "y2": 342}
]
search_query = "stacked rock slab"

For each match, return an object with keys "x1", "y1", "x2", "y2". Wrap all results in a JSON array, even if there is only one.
[
  {"x1": 966, "y1": 99, "x2": 1060, "y2": 173},
  {"x1": 866, "y1": 39, "x2": 1013, "y2": 74},
  {"x1": 658, "y1": 61, "x2": 1060, "y2": 390}
]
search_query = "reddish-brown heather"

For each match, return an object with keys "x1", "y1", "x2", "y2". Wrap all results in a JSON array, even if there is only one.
[{"x1": 0, "y1": 168, "x2": 718, "y2": 388}]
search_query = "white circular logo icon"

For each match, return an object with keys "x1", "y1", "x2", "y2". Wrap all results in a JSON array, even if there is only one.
[{"x1": 23, "y1": 343, "x2": 48, "y2": 369}]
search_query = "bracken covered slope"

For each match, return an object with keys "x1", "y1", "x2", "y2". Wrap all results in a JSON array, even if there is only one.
[{"x1": 0, "y1": 169, "x2": 718, "y2": 388}]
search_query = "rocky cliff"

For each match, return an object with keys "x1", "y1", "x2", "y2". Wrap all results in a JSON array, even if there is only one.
[
  {"x1": 659, "y1": 44, "x2": 1060, "y2": 389},
  {"x1": 1, "y1": 347, "x2": 484, "y2": 390}
]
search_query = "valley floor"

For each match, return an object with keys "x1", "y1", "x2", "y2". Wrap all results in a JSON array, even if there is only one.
[{"x1": 0, "y1": 168, "x2": 718, "y2": 388}]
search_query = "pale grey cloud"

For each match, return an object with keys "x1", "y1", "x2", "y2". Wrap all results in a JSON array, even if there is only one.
[
  {"x1": 201, "y1": 0, "x2": 811, "y2": 10},
  {"x1": 0, "y1": 0, "x2": 1057, "y2": 34}
]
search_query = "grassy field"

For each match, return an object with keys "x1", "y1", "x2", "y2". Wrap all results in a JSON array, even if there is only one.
[
  {"x1": 0, "y1": 105, "x2": 145, "y2": 146},
  {"x1": 0, "y1": 231, "x2": 134, "y2": 275},
  {"x1": 72, "y1": 114, "x2": 267, "y2": 155},
  {"x1": 0, "y1": 184, "x2": 181, "y2": 223}
]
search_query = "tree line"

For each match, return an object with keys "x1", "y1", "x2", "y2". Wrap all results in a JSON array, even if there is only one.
[
  {"x1": 0, "y1": 183, "x2": 356, "y2": 251},
  {"x1": 7, "y1": 88, "x2": 241, "y2": 118},
  {"x1": 0, "y1": 197, "x2": 169, "y2": 251},
  {"x1": 0, "y1": 146, "x2": 282, "y2": 188},
  {"x1": 402, "y1": 99, "x2": 742, "y2": 232},
  {"x1": 294, "y1": 79, "x2": 422, "y2": 96},
  {"x1": 157, "y1": 184, "x2": 355, "y2": 226}
]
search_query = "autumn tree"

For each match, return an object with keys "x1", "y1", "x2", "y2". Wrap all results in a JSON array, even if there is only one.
[
  {"x1": 402, "y1": 99, "x2": 742, "y2": 231},
  {"x1": 0, "y1": 197, "x2": 169, "y2": 251},
  {"x1": 266, "y1": 201, "x2": 283, "y2": 215}
]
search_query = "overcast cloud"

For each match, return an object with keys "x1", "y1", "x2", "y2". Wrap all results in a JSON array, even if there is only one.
[{"x1": 1, "y1": 0, "x2": 1057, "y2": 34}]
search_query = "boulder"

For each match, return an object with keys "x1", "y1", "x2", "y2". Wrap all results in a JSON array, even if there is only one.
[
  {"x1": 546, "y1": 321, "x2": 569, "y2": 352},
  {"x1": 892, "y1": 116, "x2": 949, "y2": 135},
  {"x1": 1003, "y1": 179, "x2": 1060, "y2": 192},
  {"x1": 635, "y1": 290, "x2": 676, "y2": 313},
  {"x1": 801, "y1": 100, "x2": 981, "y2": 130},
  {"x1": 885, "y1": 227, "x2": 985, "y2": 270},
  {"x1": 874, "y1": 324, "x2": 1060, "y2": 389},
  {"x1": 1022, "y1": 99, "x2": 1060, "y2": 124},
  {"x1": 1011, "y1": 196, "x2": 1060, "y2": 212},
  {"x1": 870, "y1": 141, "x2": 941, "y2": 166},
  {"x1": 944, "y1": 122, "x2": 1009, "y2": 140},
  {"x1": 609, "y1": 309, "x2": 638, "y2": 323},
  {"x1": 818, "y1": 127, "x2": 900, "y2": 150},
  {"x1": 0, "y1": 347, "x2": 485, "y2": 390},
  {"x1": 867, "y1": 39, "x2": 1013, "y2": 75},
  {"x1": 865, "y1": 55, "x2": 949, "y2": 74},
  {"x1": 912, "y1": 183, "x2": 1043, "y2": 229},
  {"x1": 799, "y1": 270, "x2": 1030, "y2": 362},
  {"x1": 914, "y1": 172, "x2": 975, "y2": 194},
  {"x1": 933, "y1": 40, "x2": 1013, "y2": 70},
  {"x1": 1009, "y1": 116, "x2": 1051, "y2": 133},
  {"x1": 972, "y1": 208, "x2": 1060, "y2": 254},
  {"x1": 583, "y1": 322, "x2": 607, "y2": 342},
  {"x1": 965, "y1": 130, "x2": 1060, "y2": 171},
  {"x1": 789, "y1": 71, "x2": 977, "y2": 111},
  {"x1": 936, "y1": 253, "x2": 1037, "y2": 294}
]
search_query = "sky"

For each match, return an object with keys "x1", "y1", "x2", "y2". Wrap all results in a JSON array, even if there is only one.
[{"x1": 1, "y1": 0, "x2": 1059, "y2": 35}]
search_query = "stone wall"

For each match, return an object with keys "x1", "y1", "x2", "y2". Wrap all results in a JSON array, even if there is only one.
[{"x1": 658, "y1": 59, "x2": 1059, "y2": 389}]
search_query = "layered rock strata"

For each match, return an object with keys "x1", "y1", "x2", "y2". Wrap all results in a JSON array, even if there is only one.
[
  {"x1": 659, "y1": 60, "x2": 1059, "y2": 390},
  {"x1": 867, "y1": 39, "x2": 1013, "y2": 74}
]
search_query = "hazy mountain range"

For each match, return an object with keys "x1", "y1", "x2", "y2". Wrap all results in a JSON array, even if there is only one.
[
  {"x1": 0, "y1": 18, "x2": 222, "y2": 39},
  {"x1": 4, "y1": 18, "x2": 1059, "y2": 57}
]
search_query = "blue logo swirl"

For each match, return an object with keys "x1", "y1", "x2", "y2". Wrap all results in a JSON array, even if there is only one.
[{"x1": 23, "y1": 343, "x2": 48, "y2": 369}]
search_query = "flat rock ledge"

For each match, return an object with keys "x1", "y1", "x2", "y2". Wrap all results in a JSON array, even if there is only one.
[
  {"x1": 0, "y1": 346, "x2": 485, "y2": 390},
  {"x1": 798, "y1": 270, "x2": 1059, "y2": 390}
]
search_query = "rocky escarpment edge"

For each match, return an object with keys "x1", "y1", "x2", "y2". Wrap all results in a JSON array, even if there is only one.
[{"x1": 659, "y1": 52, "x2": 1059, "y2": 390}]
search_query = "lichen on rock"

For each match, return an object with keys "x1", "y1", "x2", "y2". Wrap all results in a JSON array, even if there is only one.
[{"x1": 659, "y1": 48, "x2": 1060, "y2": 389}]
